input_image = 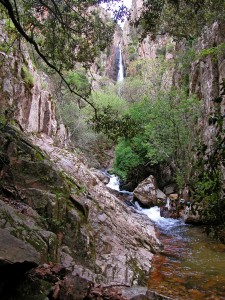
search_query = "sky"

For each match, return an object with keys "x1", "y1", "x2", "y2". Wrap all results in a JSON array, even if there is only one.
[
  {"x1": 101, "y1": 0, "x2": 132, "y2": 26},
  {"x1": 124, "y1": 0, "x2": 132, "y2": 8}
]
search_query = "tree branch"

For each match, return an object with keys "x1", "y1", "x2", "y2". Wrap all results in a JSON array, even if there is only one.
[{"x1": 0, "y1": 0, "x2": 98, "y2": 117}]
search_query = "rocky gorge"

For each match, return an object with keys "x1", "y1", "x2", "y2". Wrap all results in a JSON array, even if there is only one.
[
  {"x1": 0, "y1": 0, "x2": 225, "y2": 299},
  {"x1": 0, "y1": 17, "x2": 166, "y2": 300}
]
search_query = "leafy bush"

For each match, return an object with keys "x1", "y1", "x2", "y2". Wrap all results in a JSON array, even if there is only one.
[
  {"x1": 65, "y1": 70, "x2": 91, "y2": 96},
  {"x1": 21, "y1": 64, "x2": 34, "y2": 88},
  {"x1": 114, "y1": 140, "x2": 145, "y2": 180},
  {"x1": 113, "y1": 88, "x2": 200, "y2": 186}
]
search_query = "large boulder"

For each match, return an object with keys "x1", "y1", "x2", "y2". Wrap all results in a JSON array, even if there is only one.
[
  {"x1": 90, "y1": 168, "x2": 110, "y2": 184},
  {"x1": 134, "y1": 176, "x2": 166, "y2": 207},
  {"x1": 181, "y1": 205, "x2": 203, "y2": 224},
  {"x1": 0, "y1": 228, "x2": 40, "y2": 265}
]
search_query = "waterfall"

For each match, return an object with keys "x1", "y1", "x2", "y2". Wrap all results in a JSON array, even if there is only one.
[
  {"x1": 117, "y1": 45, "x2": 124, "y2": 82},
  {"x1": 106, "y1": 174, "x2": 120, "y2": 191},
  {"x1": 165, "y1": 197, "x2": 170, "y2": 209}
]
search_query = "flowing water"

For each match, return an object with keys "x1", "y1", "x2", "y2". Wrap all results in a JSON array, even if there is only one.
[
  {"x1": 107, "y1": 175, "x2": 225, "y2": 299},
  {"x1": 117, "y1": 45, "x2": 124, "y2": 82},
  {"x1": 139, "y1": 206, "x2": 225, "y2": 300},
  {"x1": 117, "y1": 44, "x2": 124, "y2": 97},
  {"x1": 106, "y1": 174, "x2": 120, "y2": 191}
]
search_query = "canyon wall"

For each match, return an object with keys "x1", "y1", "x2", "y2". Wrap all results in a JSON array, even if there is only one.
[
  {"x1": 0, "y1": 29, "x2": 68, "y2": 146},
  {"x1": 190, "y1": 22, "x2": 225, "y2": 193}
]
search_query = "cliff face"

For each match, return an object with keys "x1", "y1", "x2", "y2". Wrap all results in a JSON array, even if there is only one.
[
  {"x1": 123, "y1": 1, "x2": 174, "y2": 75},
  {"x1": 190, "y1": 22, "x2": 225, "y2": 194},
  {"x1": 91, "y1": 26, "x2": 124, "y2": 87},
  {"x1": 190, "y1": 22, "x2": 225, "y2": 149},
  {"x1": 0, "y1": 29, "x2": 68, "y2": 146}
]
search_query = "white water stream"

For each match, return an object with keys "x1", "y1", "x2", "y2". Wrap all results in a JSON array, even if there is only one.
[
  {"x1": 106, "y1": 174, "x2": 120, "y2": 191},
  {"x1": 106, "y1": 174, "x2": 225, "y2": 298},
  {"x1": 106, "y1": 174, "x2": 180, "y2": 229},
  {"x1": 117, "y1": 45, "x2": 124, "y2": 82}
]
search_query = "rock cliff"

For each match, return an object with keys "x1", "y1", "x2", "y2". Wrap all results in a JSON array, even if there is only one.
[
  {"x1": 0, "y1": 29, "x2": 68, "y2": 146},
  {"x1": 91, "y1": 25, "x2": 124, "y2": 87},
  {"x1": 190, "y1": 22, "x2": 225, "y2": 189},
  {"x1": 190, "y1": 23, "x2": 225, "y2": 144}
]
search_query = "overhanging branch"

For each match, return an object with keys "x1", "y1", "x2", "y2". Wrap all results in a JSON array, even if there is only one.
[{"x1": 0, "y1": 0, "x2": 98, "y2": 117}]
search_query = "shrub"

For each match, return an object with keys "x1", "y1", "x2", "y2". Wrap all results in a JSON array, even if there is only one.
[{"x1": 21, "y1": 64, "x2": 34, "y2": 88}]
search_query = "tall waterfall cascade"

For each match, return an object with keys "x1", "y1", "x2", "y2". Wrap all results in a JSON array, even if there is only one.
[{"x1": 117, "y1": 45, "x2": 124, "y2": 82}]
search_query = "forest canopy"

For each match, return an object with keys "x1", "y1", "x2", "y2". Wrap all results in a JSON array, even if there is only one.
[{"x1": 134, "y1": 0, "x2": 225, "y2": 39}]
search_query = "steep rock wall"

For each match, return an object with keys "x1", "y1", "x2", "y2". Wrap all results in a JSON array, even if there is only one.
[
  {"x1": 91, "y1": 26, "x2": 124, "y2": 87},
  {"x1": 190, "y1": 22, "x2": 225, "y2": 149},
  {"x1": 190, "y1": 22, "x2": 225, "y2": 192},
  {"x1": 0, "y1": 26, "x2": 68, "y2": 146}
]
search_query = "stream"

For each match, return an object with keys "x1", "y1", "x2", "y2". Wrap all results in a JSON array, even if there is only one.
[{"x1": 107, "y1": 174, "x2": 225, "y2": 299}]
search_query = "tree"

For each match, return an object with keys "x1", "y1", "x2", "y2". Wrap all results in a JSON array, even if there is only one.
[
  {"x1": 112, "y1": 88, "x2": 201, "y2": 187},
  {"x1": 133, "y1": 0, "x2": 225, "y2": 40},
  {"x1": 0, "y1": 0, "x2": 128, "y2": 111}
]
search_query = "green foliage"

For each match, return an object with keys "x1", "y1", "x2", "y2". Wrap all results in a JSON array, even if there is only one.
[
  {"x1": 87, "y1": 87, "x2": 142, "y2": 141},
  {"x1": 114, "y1": 140, "x2": 145, "y2": 180},
  {"x1": 91, "y1": 87, "x2": 127, "y2": 111},
  {"x1": 90, "y1": 105, "x2": 142, "y2": 141},
  {"x1": 21, "y1": 64, "x2": 34, "y2": 88},
  {"x1": 65, "y1": 70, "x2": 91, "y2": 97},
  {"x1": 134, "y1": 0, "x2": 225, "y2": 40},
  {"x1": 113, "y1": 88, "x2": 200, "y2": 184},
  {"x1": 199, "y1": 43, "x2": 225, "y2": 59},
  {"x1": 147, "y1": 89, "x2": 200, "y2": 165}
]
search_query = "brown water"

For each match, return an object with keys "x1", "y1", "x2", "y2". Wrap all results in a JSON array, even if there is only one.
[{"x1": 143, "y1": 207, "x2": 225, "y2": 299}]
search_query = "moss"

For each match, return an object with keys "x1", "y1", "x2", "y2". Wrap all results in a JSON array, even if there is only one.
[
  {"x1": 33, "y1": 151, "x2": 45, "y2": 161},
  {"x1": 64, "y1": 174, "x2": 87, "y2": 196},
  {"x1": 127, "y1": 256, "x2": 147, "y2": 286},
  {"x1": 21, "y1": 64, "x2": 34, "y2": 88},
  {"x1": 15, "y1": 278, "x2": 53, "y2": 300}
]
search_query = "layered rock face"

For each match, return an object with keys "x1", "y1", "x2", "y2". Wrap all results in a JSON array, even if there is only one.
[
  {"x1": 0, "y1": 27, "x2": 68, "y2": 146},
  {"x1": 190, "y1": 23, "x2": 225, "y2": 142},
  {"x1": 190, "y1": 22, "x2": 225, "y2": 189}
]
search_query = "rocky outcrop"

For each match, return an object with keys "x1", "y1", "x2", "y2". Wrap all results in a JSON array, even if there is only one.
[
  {"x1": 90, "y1": 169, "x2": 110, "y2": 184},
  {"x1": 123, "y1": 0, "x2": 174, "y2": 70},
  {"x1": 133, "y1": 176, "x2": 166, "y2": 207},
  {"x1": 181, "y1": 204, "x2": 203, "y2": 225},
  {"x1": 190, "y1": 22, "x2": 225, "y2": 151},
  {"x1": 0, "y1": 25, "x2": 68, "y2": 146},
  {"x1": 0, "y1": 124, "x2": 161, "y2": 298}
]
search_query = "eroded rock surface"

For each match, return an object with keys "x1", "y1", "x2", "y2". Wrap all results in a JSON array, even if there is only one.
[{"x1": 0, "y1": 124, "x2": 161, "y2": 298}]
